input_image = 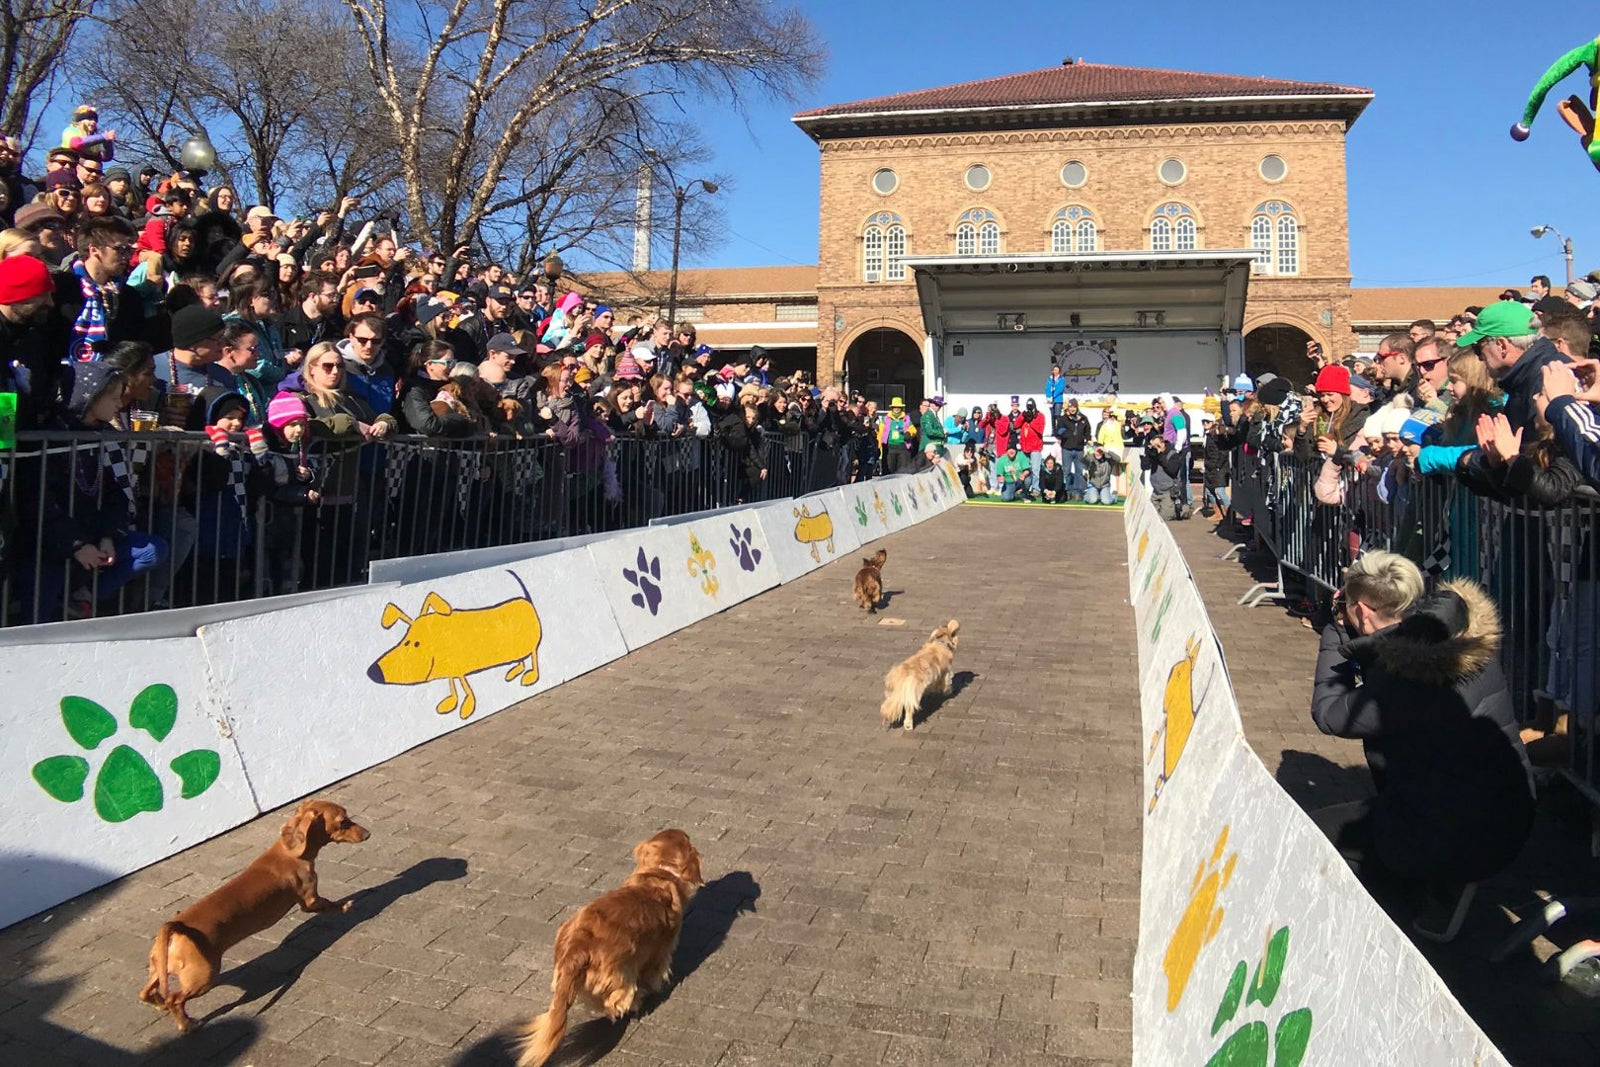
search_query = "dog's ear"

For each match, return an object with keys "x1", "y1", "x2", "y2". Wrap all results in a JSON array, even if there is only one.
[
  {"x1": 946, "y1": 619, "x2": 960, "y2": 635},
  {"x1": 280, "y1": 807, "x2": 315, "y2": 857},
  {"x1": 380, "y1": 603, "x2": 411, "y2": 629}
]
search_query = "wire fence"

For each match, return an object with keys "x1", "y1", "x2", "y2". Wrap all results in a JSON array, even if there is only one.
[
  {"x1": 1226, "y1": 446, "x2": 1600, "y2": 799},
  {"x1": 0, "y1": 430, "x2": 863, "y2": 627}
]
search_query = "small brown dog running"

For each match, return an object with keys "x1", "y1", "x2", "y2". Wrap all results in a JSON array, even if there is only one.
[
  {"x1": 880, "y1": 619, "x2": 961, "y2": 731},
  {"x1": 853, "y1": 548, "x2": 888, "y2": 613},
  {"x1": 139, "y1": 799, "x2": 370, "y2": 1032},
  {"x1": 516, "y1": 829, "x2": 704, "y2": 1067}
]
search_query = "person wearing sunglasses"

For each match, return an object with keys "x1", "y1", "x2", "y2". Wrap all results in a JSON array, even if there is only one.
[
  {"x1": 334, "y1": 312, "x2": 395, "y2": 418},
  {"x1": 398, "y1": 339, "x2": 474, "y2": 437},
  {"x1": 61, "y1": 215, "x2": 145, "y2": 362},
  {"x1": 1410, "y1": 337, "x2": 1452, "y2": 415}
]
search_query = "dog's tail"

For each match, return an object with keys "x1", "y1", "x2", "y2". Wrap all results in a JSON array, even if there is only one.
[
  {"x1": 515, "y1": 951, "x2": 583, "y2": 1067},
  {"x1": 141, "y1": 922, "x2": 181, "y2": 1007},
  {"x1": 880, "y1": 669, "x2": 921, "y2": 728}
]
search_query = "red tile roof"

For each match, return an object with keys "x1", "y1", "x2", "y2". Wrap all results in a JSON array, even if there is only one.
[{"x1": 795, "y1": 62, "x2": 1371, "y2": 121}]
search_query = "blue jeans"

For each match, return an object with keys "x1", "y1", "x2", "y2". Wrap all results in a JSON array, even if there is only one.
[
  {"x1": 18, "y1": 530, "x2": 170, "y2": 622},
  {"x1": 1085, "y1": 485, "x2": 1118, "y2": 505},
  {"x1": 1000, "y1": 477, "x2": 1029, "y2": 501},
  {"x1": 1028, "y1": 451, "x2": 1042, "y2": 494},
  {"x1": 1205, "y1": 485, "x2": 1232, "y2": 511},
  {"x1": 1061, "y1": 449, "x2": 1085, "y2": 494}
]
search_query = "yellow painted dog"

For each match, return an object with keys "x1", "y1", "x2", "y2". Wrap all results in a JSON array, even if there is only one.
[{"x1": 368, "y1": 571, "x2": 543, "y2": 719}]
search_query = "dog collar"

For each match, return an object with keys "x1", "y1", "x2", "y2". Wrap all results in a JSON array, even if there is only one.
[{"x1": 934, "y1": 637, "x2": 956, "y2": 652}]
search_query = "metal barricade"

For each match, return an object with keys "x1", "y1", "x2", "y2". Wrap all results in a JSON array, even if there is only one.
[
  {"x1": 0, "y1": 428, "x2": 851, "y2": 628},
  {"x1": 1223, "y1": 442, "x2": 1600, "y2": 799}
]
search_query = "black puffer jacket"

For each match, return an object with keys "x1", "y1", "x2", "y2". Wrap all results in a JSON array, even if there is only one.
[
  {"x1": 1054, "y1": 410, "x2": 1091, "y2": 450},
  {"x1": 1311, "y1": 580, "x2": 1535, "y2": 882}
]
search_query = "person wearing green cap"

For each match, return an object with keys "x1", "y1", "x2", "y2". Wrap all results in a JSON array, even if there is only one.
[{"x1": 1455, "y1": 300, "x2": 1565, "y2": 433}]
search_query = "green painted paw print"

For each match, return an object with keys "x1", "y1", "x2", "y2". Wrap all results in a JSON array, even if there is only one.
[
  {"x1": 853, "y1": 499, "x2": 869, "y2": 527},
  {"x1": 32, "y1": 685, "x2": 222, "y2": 823},
  {"x1": 1206, "y1": 926, "x2": 1312, "y2": 1067},
  {"x1": 891, "y1": 492, "x2": 904, "y2": 516}
]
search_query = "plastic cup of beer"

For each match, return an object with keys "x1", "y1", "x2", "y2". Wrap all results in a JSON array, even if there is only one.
[{"x1": 130, "y1": 409, "x2": 158, "y2": 432}]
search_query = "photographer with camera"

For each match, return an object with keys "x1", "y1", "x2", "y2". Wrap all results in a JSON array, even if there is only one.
[{"x1": 1309, "y1": 551, "x2": 1534, "y2": 938}]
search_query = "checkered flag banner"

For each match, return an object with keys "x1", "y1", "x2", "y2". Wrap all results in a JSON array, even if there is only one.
[
  {"x1": 100, "y1": 438, "x2": 151, "y2": 521},
  {"x1": 1421, "y1": 484, "x2": 1454, "y2": 577},
  {"x1": 508, "y1": 445, "x2": 544, "y2": 496}
]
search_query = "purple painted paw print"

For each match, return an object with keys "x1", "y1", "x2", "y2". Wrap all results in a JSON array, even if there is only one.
[
  {"x1": 729, "y1": 523, "x2": 762, "y2": 572},
  {"x1": 623, "y1": 547, "x2": 663, "y2": 615}
]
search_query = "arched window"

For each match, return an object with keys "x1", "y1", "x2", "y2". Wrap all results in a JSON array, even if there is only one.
[
  {"x1": 1149, "y1": 203, "x2": 1197, "y2": 253},
  {"x1": 1250, "y1": 201, "x2": 1300, "y2": 276},
  {"x1": 1050, "y1": 205, "x2": 1098, "y2": 254},
  {"x1": 955, "y1": 208, "x2": 998, "y2": 255},
  {"x1": 862, "y1": 211, "x2": 905, "y2": 283}
]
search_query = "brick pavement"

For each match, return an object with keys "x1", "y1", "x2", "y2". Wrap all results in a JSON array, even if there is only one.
[
  {"x1": 0, "y1": 503, "x2": 1141, "y2": 1067},
  {"x1": 1165, "y1": 509, "x2": 1600, "y2": 1067}
]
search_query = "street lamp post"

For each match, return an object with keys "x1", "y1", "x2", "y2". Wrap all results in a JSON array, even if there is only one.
[
  {"x1": 1532, "y1": 224, "x2": 1575, "y2": 286},
  {"x1": 647, "y1": 153, "x2": 718, "y2": 331}
]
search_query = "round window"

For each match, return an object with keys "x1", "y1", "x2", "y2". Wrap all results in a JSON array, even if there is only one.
[
  {"x1": 965, "y1": 164, "x2": 991, "y2": 191},
  {"x1": 1060, "y1": 160, "x2": 1087, "y2": 188},
  {"x1": 1259, "y1": 154, "x2": 1288, "y2": 182},
  {"x1": 871, "y1": 168, "x2": 898, "y2": 195},
  {"x1": 1159, "y1": 158, "x2": 1186, "y2": 185}
]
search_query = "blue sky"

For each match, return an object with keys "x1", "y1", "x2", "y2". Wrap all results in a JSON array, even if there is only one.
[{"x1": 687, "y1": 1, "x2": 1600, "y2": 291}]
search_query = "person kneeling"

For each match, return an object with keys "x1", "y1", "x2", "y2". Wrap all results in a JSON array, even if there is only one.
[
  {"x1": 1037, "y1": 454, "x2": 1065, "y2": 503},
  {"x1": 995, "y1": 444, "x2": 1032, "y2": 501},
  {"x1": 1310, "y1": 551, "x2": 1535, "y2": 938}
]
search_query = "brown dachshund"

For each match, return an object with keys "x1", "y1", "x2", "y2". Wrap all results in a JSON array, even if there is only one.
[
  {"x1": 853, "y1": 548, "x2": 888, "y2": 613},
  {"x1": 139, "y1": 799, "x2": 370, "y2": 1032},
  {"x1": 516, "y1": 830, "x2": 704, "y2": 1067}
]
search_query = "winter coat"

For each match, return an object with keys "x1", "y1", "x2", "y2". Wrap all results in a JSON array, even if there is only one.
[
  {"x1": 1498, "y1": 337, "x2": 1567, "y2": 435},
  {"x1": 1044, "y1": 373, "x2": 1067, "y2": 407},
  {"x1": 398, "y1": 373, "x2": 475, "y2": 438},
  {"x1": 1203, "y1": 434, "x2": 1232, "y2": 488},
  {"x1": 1054, "y1": 411, "x2": 1091, "y2": 451},
  {"x1": 1293, "y1": 403, "x2": 1369, "y2": 466},
  {"x1": 1037, "y1": 462, "x2": 1064, "y2": 498},
  {"x1": 1147, "y1": 444, "x2": 1185, "y2": 494},
  {"x1": 1458, "y1": 448, "x2": 1583, "y2": 507},
  {"x1": 1311, "y1": 580, "x2": 1535, "y2": 883},
  {"x1": 1086, "y1": 450, "x2": 1118, "y2": 488},
  {"x1": 338, "y1": 343, "x2": 396, "y2": 418},
  {"x1": 1016, "y1": 409, "x2": 1046, "y2": 452},
  {"x1": 920, "y1": 409, "x2": 947, "y2": 447}
]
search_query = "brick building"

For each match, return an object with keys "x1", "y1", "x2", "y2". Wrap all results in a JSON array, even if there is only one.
[{"x1": 581, "y1": 64, "x2": 1534, "y2": 400}]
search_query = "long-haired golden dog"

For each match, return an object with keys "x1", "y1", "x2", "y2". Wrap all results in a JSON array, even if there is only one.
[
  {"x1": 880, "y1": 619, "x2": 960, "y2": 731},
  {"x1": 853, "y1": 548, "x2": 888, "y2": 613},
  {"x1": 515, "y1": 829, "x2": 704, "y2": 1067}
]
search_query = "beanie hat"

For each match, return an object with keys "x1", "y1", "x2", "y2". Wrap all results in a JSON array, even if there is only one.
[
  {"x1": 0, "y1": 254, "x2": 54, "y2": 304},
  {"x1": 1256, "y1": 378, "x2": 1292, "y2": 406},
  {"x1": 44, "y1": 170, "x2": 82, "y2": 192},
  {"x1": 614, "y1": 350, "x2": 643, "y2": 381},
  {"x1": 171, "y1": 305, "x2": 226, "y2": 349},
  {"x1": 1399, "y1": 412, "x2": 1442, "y2": 445},
  {"x1": 592, "y1": 304, "x2": 611, "y2": 318},
  {"x1": 266, "y1": 393, "x2": 308, "y2": 429},
  {"x1": 1232, "y1": 373, "x2": 1254, "y2": 391},
  {"x1": 557, "y1": 290, "x2": 583, "y2": 314},
  {"x1": 1312, "y1": 365, "x2": 1351, "y2": 395},
  {"x1": 13, "y1": 203, "x2": 66, "y2": 232}
]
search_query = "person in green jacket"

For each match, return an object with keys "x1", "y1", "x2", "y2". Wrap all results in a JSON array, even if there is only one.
[
  {"x1": 995, "y1": 444, "x2": 1032, "y2": 501},
  {"x1": 879, "y1": 396, "x2": 917, "y2": 474},
  {"x1": 919, "y1": 395, "x2": 948, "y2": 467}
]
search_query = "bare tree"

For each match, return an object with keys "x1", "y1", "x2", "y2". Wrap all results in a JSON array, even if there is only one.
[
  {"x1": 0, "y1": 0, "x2": 98, "y2": 149},
  {"x1": 76, "y1": 0, "x2": 399, "y2": 210},
  {"x1": 340, "y1": 0, "x2": 822, "y2": 250}
]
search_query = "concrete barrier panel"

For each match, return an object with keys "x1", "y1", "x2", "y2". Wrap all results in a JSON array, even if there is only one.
[
  {"x1": 586, "y1": 513, "x2": 780, "y2": 650},
  {"x1": 204, "y1": 549, "x2": 626, "y2": 811},
  {"x1": 752, "y1": 491, "x2": 862, "y2": 583},
  {"x1": 1124, "y1": 480, "x2": 1508, "y2": 1066},
  {"x1": 0, "y1": 638, "x2": 258, "y2": 927}
]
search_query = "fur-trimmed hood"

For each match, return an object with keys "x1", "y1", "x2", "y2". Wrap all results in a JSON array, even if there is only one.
[{"x1": 1351, "y1": 579, "x2": 1501, "y2": 687}]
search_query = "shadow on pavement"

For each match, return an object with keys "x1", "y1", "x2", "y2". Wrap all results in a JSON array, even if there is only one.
[
  {"x1": 205, "y1": 855, "x2": 469, "y2": 1022},
  {"x1": 451, "y1": 871, "x2": 762, "y2": 1067},
  {"x1": 0, "y1": 858, "x2": 264, "y2": 1066}
]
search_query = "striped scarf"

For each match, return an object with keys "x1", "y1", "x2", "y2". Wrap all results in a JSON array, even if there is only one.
[{"x1": 70, "y1": 260, "x2": 115, "y2": 362}]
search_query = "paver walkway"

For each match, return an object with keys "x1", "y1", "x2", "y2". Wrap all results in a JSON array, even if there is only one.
[
  {"x1": 0, "y1": 504, "x2": 1141, "y2": 1067},
  {"x1": 1166, "y1": 510, "x2": 1600, "y2": 1067}
]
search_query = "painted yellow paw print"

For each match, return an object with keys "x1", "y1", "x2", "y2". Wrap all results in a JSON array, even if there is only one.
[{"x1": 1163, "y1": 824, "x2": 1237, "y2": 1012}]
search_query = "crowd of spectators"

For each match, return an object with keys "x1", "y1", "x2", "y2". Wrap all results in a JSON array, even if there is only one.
[
  {"x1": 1198, "y1": 281, "x2": 1600, "y2": 810},
  {"x1": 0, "y1": 119, "x2": 979, "y2": 622}
]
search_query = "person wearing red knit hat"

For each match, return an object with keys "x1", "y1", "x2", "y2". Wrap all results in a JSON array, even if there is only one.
[
  {"x1": 1294, "y1": 363, "x2": 1368, "y2": 466},
  {"x1": 0, "y1": 254, "x2": 69, "y2": 429}
]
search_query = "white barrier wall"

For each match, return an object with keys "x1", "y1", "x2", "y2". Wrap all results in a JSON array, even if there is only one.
[
  {"x1": 1123, "y1": 482, "x2": 1507, "y2": 1066},
  {"x1": 0, "y1": 639, "x2": 258, "y2": 929},
  {"x1": 585, "y1": 510, "x2": 781, "y2": 651},
  {"x1": 0, "y1": 468, "x2": 965, "y2": 927},
  {"x1": 203, "y1": 550, "x2": 628, "y2": 812}
]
